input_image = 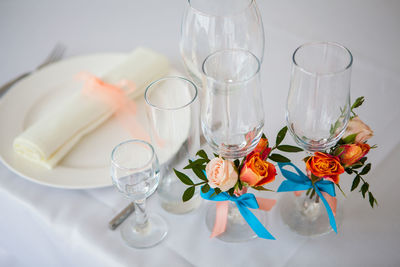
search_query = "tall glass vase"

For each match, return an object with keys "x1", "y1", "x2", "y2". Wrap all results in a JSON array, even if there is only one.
[
  {"x1": 145, "y1": 77, "x2": 202, "y2": 214},
  {"x1": 201, "y1": 49, "x2": 266, "y2": 241}
]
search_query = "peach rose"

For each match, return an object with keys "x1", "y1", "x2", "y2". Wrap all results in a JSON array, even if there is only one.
[
  {"x1": 343, "y1": 116, "x2": 373, "y2": 143},
  {"x1": 306, "y1": 152, "x2": 344, "y2": 184},
  {"x1": 240, "y1": 154, "x2": 276, "y2": 187},
  {"x1": 206, "y1": 158, "x2": 238, "y2": 191},
  {"x1": 337, "y1": 143, "x2": 370, "y2": 167}
]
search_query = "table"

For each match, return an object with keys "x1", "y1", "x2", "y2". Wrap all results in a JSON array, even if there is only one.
[{"x1": 1, "y1": 0, "x2": 399, "y2": 266}]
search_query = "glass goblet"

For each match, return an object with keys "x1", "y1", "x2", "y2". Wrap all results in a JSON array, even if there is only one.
[
  {"x1": 111, "y1": 140, "x2": 167, "y2": 248},
  {"x1": 201, "y1": 49, "x2": 266, "y2": 242},
  {"x1": 201, "y1": 49, "x2": 264, "y2": 159},
  {"x1": 281, "y1": 42, "x2": 353, "y2": 236},
  {"x1": 180, "y1": 0, "x2": 265, "y2": 86},
  {"x1": 286, "y1": 41, "x2": 353, "y2": 152}
]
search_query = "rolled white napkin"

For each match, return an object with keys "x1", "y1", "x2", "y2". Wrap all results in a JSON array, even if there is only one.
[{"x1": 13, "y1": 47, "x2": 169, "y2": 169}]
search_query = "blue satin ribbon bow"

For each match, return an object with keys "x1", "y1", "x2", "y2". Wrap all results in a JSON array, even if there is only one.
[
  {"x1": 277, "y1": 162, "x2": 337, "y2": 233},
  {"x1": 200, "y1": 188, "x2": 276, "y2": 240}
]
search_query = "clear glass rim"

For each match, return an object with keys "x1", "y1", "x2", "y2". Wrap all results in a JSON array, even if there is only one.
[
  {"x1": 292, "y1": 41, "x2": 353, "y2": 76},
  {"x1": 187, "y1": 0, "x2": 255, "y2": 18},
  {"x1": 111, "y1": 139, "x2": 155, "y2": 171},
  {"x1": 202, "y1": 49, "x2": 261, "y2": 85},
  {"x1": 144, "y1": 76, "x2": 198, "y2": 111}
]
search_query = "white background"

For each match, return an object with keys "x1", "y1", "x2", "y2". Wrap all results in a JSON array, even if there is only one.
[{"x1": 1, "y1": 0, "x2": 400, "y2": 266}]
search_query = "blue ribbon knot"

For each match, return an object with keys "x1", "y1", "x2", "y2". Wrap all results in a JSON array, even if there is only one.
[
  {"x1": 277, "y1": 162, "x2": 337, "y2": 233},
  {"x1": 200, "y1": 188, "x2": 276, "y2": 240}
]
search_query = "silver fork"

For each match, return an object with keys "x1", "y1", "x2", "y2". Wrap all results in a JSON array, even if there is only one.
[{"x1": 0, "y1": 43, "x2": 66, "y2": 96}]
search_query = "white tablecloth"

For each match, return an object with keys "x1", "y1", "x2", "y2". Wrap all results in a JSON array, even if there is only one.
[{"x1": 1, "y1": 0, "x2": 400, "y2": 266}]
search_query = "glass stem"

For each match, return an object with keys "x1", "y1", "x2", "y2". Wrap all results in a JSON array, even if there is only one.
[{"x1": 134, "y1": 199, "x2": 149, "y2": 228}]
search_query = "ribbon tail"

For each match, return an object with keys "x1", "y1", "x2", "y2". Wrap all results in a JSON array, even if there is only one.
[
  {"x1": 210, "y1": 201, "x2": 229, "y2": 238},
  {"x1": 236, "y1": 203, "x2": 275, "y2": 240},
  {"x1": 256, "y1": 198, "x2": 276, "y2": 211},
  {"x1": 314, "y1": 186, "x2": 337, "y2": 233},
  {"x1": 322, "y1": 192, "x2": 337, "y2": 217}
]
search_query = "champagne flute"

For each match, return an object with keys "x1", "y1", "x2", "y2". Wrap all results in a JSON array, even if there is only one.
[
  {"x1": 281, "y1": 42, "x2": 353, "y2": 236},
  {"x1": 180, "y1": 0, "x2": 265, "y2": 86},
  {"x1": 286, "y1": 42, "x2": 353, "y2": 152},
  {"x1": 111, "y1": 140, "x2": 167, "y2": 248}
]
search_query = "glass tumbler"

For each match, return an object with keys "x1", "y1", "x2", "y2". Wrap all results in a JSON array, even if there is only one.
[
  {"x1": 111, "y1": 140, "x2": 167, "y2": 248},
  {"x1": 145, "y1": 77, "x2": 201, "y2": 214}
]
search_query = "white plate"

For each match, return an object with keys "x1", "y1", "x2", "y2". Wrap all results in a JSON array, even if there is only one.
[{"x1": 0, "y1": 53, "x2": 188, "y2": 189}]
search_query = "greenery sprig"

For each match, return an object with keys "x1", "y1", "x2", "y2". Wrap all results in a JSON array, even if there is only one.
[{"x1": 174, "y1": 127, "x2": 304, "y2": 202}]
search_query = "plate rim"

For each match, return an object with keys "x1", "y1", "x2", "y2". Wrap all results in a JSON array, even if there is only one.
[{"x1": 0, "y1": 52, "x2": 129, "y2": 190}]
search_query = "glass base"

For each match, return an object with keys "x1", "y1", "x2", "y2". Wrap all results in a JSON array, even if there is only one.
[
  {"x1": 205, "y1": 203, "x2": 267, "y2": 242},
  {"x1": 120, "y1": 213, "x2": 168, "y2": 248},
  {"x1": 279, "y1": 192, "x2": 343, "y2": 237},
  {"x1": 158, "y1": 179, "x2": 202, "y2": 214}
]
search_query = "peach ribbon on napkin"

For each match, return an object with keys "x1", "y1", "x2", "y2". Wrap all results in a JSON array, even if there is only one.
[{"x1": 78, "y1": 72, "x2": 149, "y2": 141}]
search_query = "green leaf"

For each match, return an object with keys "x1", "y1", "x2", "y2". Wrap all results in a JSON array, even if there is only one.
[
  {"x1": 192, "y1": 167, "x2": 207, "y2": 181},
  {"x1": 210, "y1": 188, "x2": 222, "y2": 198},
  {"x1": 310, "y1": 174, "x2": 320, "y2": 184},
  {"x1": 201, "y1": 184, "x2": 210, "y2": 193},
  {"x1": 213, "y1": 153, "x2": 219, "y2": 158},
  {"x1": 227, "y1": 188, "x2": 235, "y2": 196},
  {"x1": 262, "y1": 133, "x2": 267, "y2": 139},
  {"x1": 276, "y1": 145, "x2": 303, "y2": 152},
  {"x1": 174, "y1": 169, "x2": 194, "y2": 185},
  {"x1": 351, "y1": 162, "x2": 364, "y2": 169},
  {"x1": 182, "y1": 186, "x2": 195, "y2": 202},
  {"x1": 275, "y1": 126, "x2": 288, "y2": 146},
  {"x1": 253, "y1": 186, "x2": 273, "y2": 192},
  {"x1": 342, "y1": 133, "x2": 357, "y2": 144},
  {"x1": 196, "y1": 150, "x2": 209, "y2": 161},
  {"x1": 368, "y1": 192, "x2": 375, "y2": 208},
  {"x1": 234, "y1": 159, "x2": 240, "y2": 168},
  {"x1": 359, "y1": 157, "x2": 368, "y2": 164},
  {"x1": 183, "y1": 158, "x2": 207, "y2": 169},
  {"x1": 345, "y1": 168, "x2": 353, "y2": 174},
  {"x1": 360, "y1": 163, "x2": 371, "y2": 175},
  {"x1": 269, "y1": 153, "x2": 291, "y2": 163},
  {"x1": 361, "y1": 183, "x2": 369, "y2": 198},
  {"x1": 303, "y1": 156, "x2": 311, "y2": 163},
  {"x1": 330, "y1": 120, "x2": 341, "y2": 135},
  {"x1": 351, "y1": 175, "x2": 361, "y2": 191},
  {"x1": 351, "y1": 96, "x2": 365, "y2": 110},
  {"x1": 336, "y1": 183, "x2": 346, "y2": 197},
  {"x1": 238, "y1": 179, "x2": 243, "y2": 190},
  {"x1": 333, "y1": 147, "x2": 344, "y2": 156}
]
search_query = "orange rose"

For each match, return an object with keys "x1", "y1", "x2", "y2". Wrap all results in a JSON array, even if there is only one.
[
  {"x1": 306, "y1": 152, "x2": 344, "y2": 184},
  {"x1": 337, "y1": 143, "x2": 370, "y2": 167},
  {"x1": 253, "y1": 138, "x2": 271, "y2": 160},
  {"x1": 240, "y1": 154, "x2": 276, "y2": 186},
  {"x1": 253, "y1": 138, "x2": 268, "y2": 154}
]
